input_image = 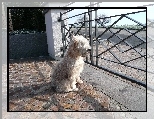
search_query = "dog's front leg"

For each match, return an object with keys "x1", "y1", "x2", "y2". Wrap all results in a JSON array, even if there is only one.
[
  {"x1": 70, "y1": 79, "x2": 78, "y2": 91},
  {"x1": 76, "y1": 77, "x2": 83, "y2": 84}
]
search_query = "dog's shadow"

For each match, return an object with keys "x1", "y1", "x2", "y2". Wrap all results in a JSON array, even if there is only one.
[
  {"x1": 9, "y1": 81, "x2": 109, "y2": 111},
  {"x1": 9, "y1": 58, "x2": 109, "y2": 111}
]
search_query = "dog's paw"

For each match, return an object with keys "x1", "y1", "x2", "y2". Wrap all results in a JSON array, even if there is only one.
[
  {"x1": 64, "y1": 88, "x2": 73, "y2": 92},
  {"x1": 73, "y1": 88, "x2": 79, "y2": 91},
  {"x1": 77, "y1": 79, "x2": 83, "y2": 84}
]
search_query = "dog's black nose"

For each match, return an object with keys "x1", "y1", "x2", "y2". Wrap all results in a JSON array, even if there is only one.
[{"x1": 87, "y1": 49, "x2": 91, "y2": 52}]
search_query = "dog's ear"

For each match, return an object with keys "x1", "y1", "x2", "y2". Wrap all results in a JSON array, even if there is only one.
[
  {"x1": 69, "y1": 33, "x2": 74, "y2": 41},
  {"x1": 71, "y1": 35, "x2": 79, "y2": 48},
  {"x1": 71, "y1": 35, "x2": 77, "y2": 42},
  {"x1": 74, "y1": 40, "x2": 79, "y2": 48},
  {"x1": 69, "y1": 31, "x2": 75, "y2": 39}
]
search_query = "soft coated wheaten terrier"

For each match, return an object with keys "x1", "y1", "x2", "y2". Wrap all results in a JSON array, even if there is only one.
[{"x1": 51, "y1": 35, "x2": 91, "y2": 92}]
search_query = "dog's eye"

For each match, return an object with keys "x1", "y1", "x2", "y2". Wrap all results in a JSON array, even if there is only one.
[{"x1": 81, "y1": 42, "x2": 84, "y2": 46}]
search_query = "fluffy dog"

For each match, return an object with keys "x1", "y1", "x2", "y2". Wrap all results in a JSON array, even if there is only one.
[{"x1": 51, "y1": 35, "x2": 91, "y2": 92}]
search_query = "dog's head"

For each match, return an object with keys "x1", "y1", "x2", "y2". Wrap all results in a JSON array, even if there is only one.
[{"x1": 70, "y1": 35, "x2": 91, "y2": 57}]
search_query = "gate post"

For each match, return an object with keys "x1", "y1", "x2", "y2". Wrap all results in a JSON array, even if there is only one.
[{"x1": 44, "y1": 9, "x2": 68, "y2": 60}]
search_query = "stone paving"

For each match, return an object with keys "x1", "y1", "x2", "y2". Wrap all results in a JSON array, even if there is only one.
[
  {"x1": 8, "y1": 56, "x2": 147, "y2": 112},
  {"x1": 8, "y1": 57, "x2": 111, "y2": 111},
  {"x1": 2, "y1": 58, "x2": 154, "y2": 118},
  {"x1": 2, "y1": 65, "x2": 154, "y2": 119},
  {"x1": 2, "y1": 49, "x2": 154, "y2": 118}
]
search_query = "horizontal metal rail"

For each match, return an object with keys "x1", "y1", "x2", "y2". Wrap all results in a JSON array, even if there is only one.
[
  {"x1": 62, "y1": 9, "x2": 97, "y2": 21},
  {"x1": 95, "y1": 10, "x2": 146, "y2": 22},
  {"x1": 61, "y1": 9, "x2": 146, "y2": 23},
  {"x1": 61, "y1": 9, "x2": 74, "y2": 15}
]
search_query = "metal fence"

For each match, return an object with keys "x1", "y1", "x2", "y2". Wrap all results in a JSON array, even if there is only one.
[{"x1": 59, "y1": 8, "x2": 147, "y2": 88}]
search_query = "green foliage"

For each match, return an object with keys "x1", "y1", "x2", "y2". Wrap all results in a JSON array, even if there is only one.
[{"x1": 10, "y1": 9, "x2": 46, "y2": 32}]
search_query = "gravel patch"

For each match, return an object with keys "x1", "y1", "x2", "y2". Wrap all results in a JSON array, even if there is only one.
[
  {"x1": 9, "y1": 57, "x2": 146, "y2": 111},
  {"x1": 9, "y1": 57, "x2": 111, "y2": 111}
]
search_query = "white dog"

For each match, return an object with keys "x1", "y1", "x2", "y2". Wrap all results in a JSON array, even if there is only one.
[{"x1": 51, "y1": 35, "x2": 91, "y2": 92}]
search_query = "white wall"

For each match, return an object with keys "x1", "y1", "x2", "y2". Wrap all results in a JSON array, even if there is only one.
[{"x1": 45, "y1": 9, "x2": 68, "y2": 60}]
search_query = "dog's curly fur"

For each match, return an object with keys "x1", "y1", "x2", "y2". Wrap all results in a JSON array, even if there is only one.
[{"x1": 51, "y1": 35, "x2": 91, "y2": 92}]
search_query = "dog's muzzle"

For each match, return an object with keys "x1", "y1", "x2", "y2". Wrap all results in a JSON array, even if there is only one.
[
  {"x1": 87, "y1": 49, "x2": 91, "y2": 52},
  {"x1": 82, "y1": 49, "x2": 91, "y2": 57}
]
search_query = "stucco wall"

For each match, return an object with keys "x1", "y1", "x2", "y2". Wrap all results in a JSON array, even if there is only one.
[{"x1": 45, "y1": 9, "x2": 68, "y2": 60}]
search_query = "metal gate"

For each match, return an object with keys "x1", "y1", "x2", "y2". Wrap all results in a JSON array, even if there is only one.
[{"x1": 59, "y1": 8, "x2": 147, "y2": 88}]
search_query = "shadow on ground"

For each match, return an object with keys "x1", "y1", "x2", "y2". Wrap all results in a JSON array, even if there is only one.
[{"x1": 9, "y1": 57, "x2": 110, "y2": 111}]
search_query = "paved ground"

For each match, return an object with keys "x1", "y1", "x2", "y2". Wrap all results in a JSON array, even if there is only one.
[
  {"x1": 8, "y1": 57, "x2": 111, "y2": 111},
  {"x1": 7, "y1": 55, "x2": 146, "y2": 112},
  {"x1": 2, "y1": 49, "x2": 154, "y2": 118},
  {"x1": 81, "y1": 64, "x2": 146, "y2": 111},
  {"x1": 2, "y1": 56, "x2": 153, "y2": 118}
]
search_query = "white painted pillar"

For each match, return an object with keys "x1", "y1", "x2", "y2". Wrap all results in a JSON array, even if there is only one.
[{"x1": 45, "y1": 9, "x2": 68, "y2": 60}]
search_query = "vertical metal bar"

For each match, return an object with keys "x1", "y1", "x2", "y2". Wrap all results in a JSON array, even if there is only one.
[
  {"x1": 64, "y1": 23, "x2": 66, "y2": 50},
  {"x1": 95, "y1": 9, "x2": 98, "y2": 66},
  {"x1": 88, "y1": 9, "x2": 93, "y2": 64},
  {"x1": 60, "y1": 12, "x2": 65, "y2": 56},
  {"x1": 84, "y1": 13, "x2": 88, "y2": 62}
]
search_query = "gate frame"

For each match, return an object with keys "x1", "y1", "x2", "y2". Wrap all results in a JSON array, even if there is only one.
[{"x1": 59, "y1": 8, "x2": 147, "y2": 88}]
